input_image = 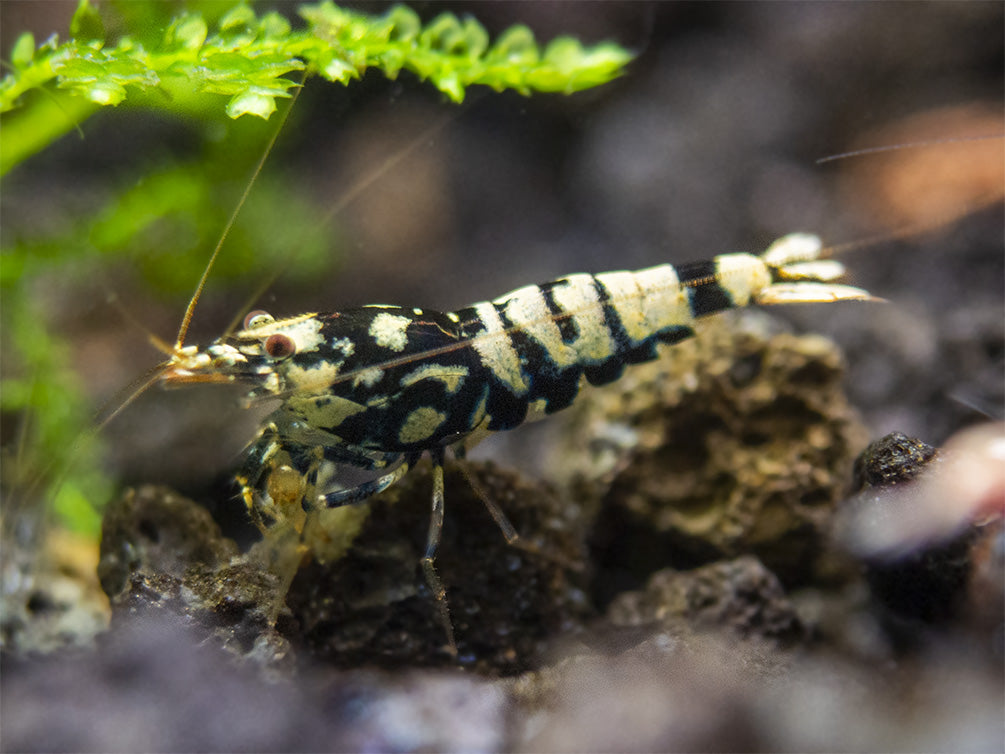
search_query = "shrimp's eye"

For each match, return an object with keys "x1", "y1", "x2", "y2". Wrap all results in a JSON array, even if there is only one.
[
  {"x1": 244, "y1": 310, "x2": 274, "y2": 330},
  {"x1": 264, "y1": 333, "x2": 296, "y2": 359}
]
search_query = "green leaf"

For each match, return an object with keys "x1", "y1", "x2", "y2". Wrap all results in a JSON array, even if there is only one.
[
  {"x1": 166, "y1": 14, "x2": 209, "y2": 51},
  {"x1": 70, "y1": 0, "x2": 105, "y2": 43},
  {"x1": 220, "y1": 3, "x2": 257, "y2": 32},
  {"x1": 317, "y1": 51, "x2": 358, "y2": 83},
  {"x1": 82, "y1": 79, "x2": 127, "y2": 105},
  {"x1": 11, "y1": 33, "x2": 35, "y2": 69},
  {"x1": 260, "y1": 11, "x2": 292, "y2": 39},
  {"x1": 385, "y1": 6, "x2": 421, "y2": 41},
  {"x1": 54, "y1": 482, "x2": 105, "y2": 538},
  {"x1": 2, "y1": 1, "x2": 634, "y2": 140},
  {"x1": 227, "y1": 89, "x2": 278, "y2": 118},
  {"x1": 53, "y1": 45, "x2": 160, "y2": 107},
  {"x1": 1, "y1": 290, "x2": 111, "y2": 536}
]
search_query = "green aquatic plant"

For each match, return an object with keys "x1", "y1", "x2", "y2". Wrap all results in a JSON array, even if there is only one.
[
  {"x1": 0, "y1": 1, "x2": 634, "y2": 535},
  {"x1": 2, "y1": 0, "x2": 633, "y2": 172}
]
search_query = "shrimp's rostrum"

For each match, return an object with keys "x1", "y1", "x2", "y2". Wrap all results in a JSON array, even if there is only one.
[{"x1": 162, "y1": 232, "x2": 872, "y2": 651}]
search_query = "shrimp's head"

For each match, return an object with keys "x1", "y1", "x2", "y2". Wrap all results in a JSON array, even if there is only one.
[{"x1": 161, "y1": 310, "x2": 336, "y2": 399}]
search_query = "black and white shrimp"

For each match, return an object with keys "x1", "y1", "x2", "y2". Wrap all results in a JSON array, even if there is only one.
[{"x1": 160, "y1": 231, "x2": 873, "y2": 651}]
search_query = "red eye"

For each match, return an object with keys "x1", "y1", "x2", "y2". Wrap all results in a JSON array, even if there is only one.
[
  {"x1": 264, "y1": 333, "x2": 296, "y2": 359},
  {"x1": 243, "y1": 310, "x2": 274, "y2": 330}
]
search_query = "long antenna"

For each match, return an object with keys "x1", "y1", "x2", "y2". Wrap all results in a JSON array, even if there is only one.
[
  {"x1": 174, "y1": 76, "x2": 305, "y2": 352},
  {"x1": 816, "y1": 134, "x2": 1003, "y2": 164},
  {"x1": 221, "y1": 104, "x2": 469, "y2": 337}
]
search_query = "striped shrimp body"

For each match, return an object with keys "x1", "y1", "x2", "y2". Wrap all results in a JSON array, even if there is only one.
[{"x1": 162, "y1": 232, "x2": 872, "y2": 651}]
